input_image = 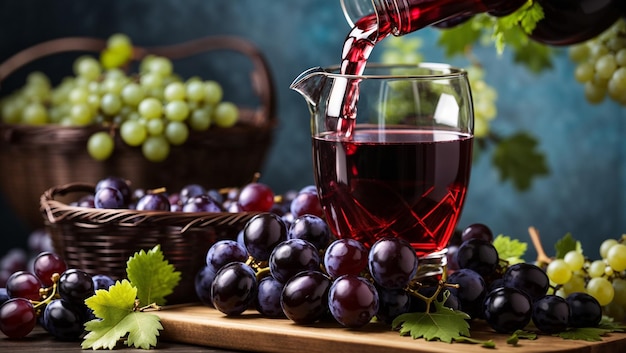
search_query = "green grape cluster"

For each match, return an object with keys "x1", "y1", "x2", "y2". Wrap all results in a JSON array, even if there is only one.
[
  {"x1": 379, "y1": 36, "x2": 497, "y2": 138},
  {"x1": 545, "y1": 235, "x2": 626, "y2": 321},
  {"x1": 0, "y1": 33, "x2": 239, "y2": 162},
  {"x1": 569, "y1": 19, "x2": 626, "y2": 105}
]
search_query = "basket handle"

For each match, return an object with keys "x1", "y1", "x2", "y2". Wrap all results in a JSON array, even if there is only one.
[{"x1": 0, "y1": 36, "x2": 276, "y2": 126}]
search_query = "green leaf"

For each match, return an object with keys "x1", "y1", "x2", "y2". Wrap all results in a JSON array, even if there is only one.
[
  {"x1": 126, "y1": 244, "x2": 181, "y2": 306},
  {"x1": 554, "y1": 233, "x2": 581, "y2": 259},
  {"x1": 599, "y1": 316, "x2": 626, "y2": 331},
  {"x1": 493, "y1": 234, "x2": 527, "y2": 264},
  {"x1": 437, "y1": 20, "x2": 482, "y2": 57},
  {"x1": 82, "y1": 280, "x2": 163, "y2": 350},
  {"x1": 506, "y1": 330, "x2": 537, "y2": 345},
  {"x1": 491, "y1": 132, "x2": 550, "y2": 191},
  {"x1": 392, "y1": 292, "x2": 471, "y2": 343},
  {"x1": 556, "y1": 327, "x2": 614, "y2": 342}
]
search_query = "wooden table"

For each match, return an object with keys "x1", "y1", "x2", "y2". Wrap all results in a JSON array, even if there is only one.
[{"x1": 2, "y1": 304, "x2": 625, "y2": 353}]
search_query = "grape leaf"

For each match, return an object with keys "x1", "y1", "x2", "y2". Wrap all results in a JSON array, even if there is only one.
[
  {"x1": 437, "y1": 20, "x2": 482, "y2": 57},
  {"x1": 507, "y1": 329, "x2": 537, "y2": 345},
  {"x1": 491, "y1": 132, "x2": 549, "y2": 191},
  {"x1": 126, "y1": 244, "x2": 181, "y2": 306},
  {"x1": 392, "y1": 293, "x2": 471, "y2": 343},
  {"x1": 555, "y1": 327, "x2": 615, "y2": 342},
  {"x1": 493, "y1": 234, "x2": 527, "y2": 264},
  {"x1": 554, "y1": 233, "x2": 581, "y2": 259},
  {"x1": 82, "y1": 280, "x2": 163, "y2": 350}
]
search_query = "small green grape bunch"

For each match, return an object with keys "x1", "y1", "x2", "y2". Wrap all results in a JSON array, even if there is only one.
[
  {"x1": 546, "y1": 235, "x2": 626, "y2": 321},
  {"x1": 569, "y1": 18, "x2": 626, "y2": 105}
]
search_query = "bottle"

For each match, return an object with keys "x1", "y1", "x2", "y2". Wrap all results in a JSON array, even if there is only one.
[{"x1": 340, "y1": 0, "x2": 621, "y2": 46}]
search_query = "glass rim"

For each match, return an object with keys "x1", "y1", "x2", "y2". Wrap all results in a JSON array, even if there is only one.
[{"x1": 320, "y1": 62, "x2": 468, "y2": 80}]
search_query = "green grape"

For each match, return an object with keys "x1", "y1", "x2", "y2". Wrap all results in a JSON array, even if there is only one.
[
  {"x1": 1, "y1": 98, "x2": 22, "y2": 123},
  {"x1": 164, "y1": 82, "x2": 186, "y2": 101},
  {"x1": 74, "y1": 56, "x2": 102, "y2": 81},
  {"x1": 586, "y1": 277, "x2": 614, "y2": 306},
  {"x1": 546, "y1": 259, "x2": 572, "y2": 285},
  {"x1": 70, "y1": 103, "x2": 93, "y2": 126},
  {"x1": 100, "y1": 93, "x2": 122, "y2": 116},
  {"x1": 204, "y1": 80, "x2": 223, "y2": 105},
  {"x1": 561, "y1": 274, "x2": 586, "y2": 296},
  {"x1": 26, "y1": 71, "x2": 50, "y2": 88},
  {"x1": 68, "y1": 87, "x2": 89, "y2": 104},
  {"x1": 140, "y1": 72, "x2": 164, "y2": 89},
  {"x1": 189, "y1": 106, "x2": 212, "y2": 131},
  {"x1": 107, "y1": 33, "x2": 132, "y2": 53},
  {"x1": 564, "y1": 250, "x2": 585, "y2": 271},
  {"x1": 612, "y1": 278, "x2": 626, "y2": 307},
  {"x1": 120, "y1": 120, "x2": 147, "y2": 146},
  {"x1": 600, "y1": 238, "x2": 619, "y2": 259},
  {"x1": 86, "y1": 94, "x2": 101, "y2": 112},
  {"x1": 595, "y1": 54, "x2": 617, "y2": 80},
  {"x1": 587, "y1": 259, "x2": 606, "y2": 278},
  {"x1": 142, "y1": 135, "x2": 170, "y2": 162},
  {"x1": 213, "y1": 101, "x2": 239, "y2": 128},
  {"x1": 606, "y1": 243, "x2": 626, "y2": 272},
  {"x1": 102, "y1": 33, "x2": 133, "y2": 69},
  {"x1": 138, "y1": 97, "x2": 163, "y2": 119},
  {"x1": 186, "y1": 81, "x2": 205, "y2": 102},
  {"x1": 584, "y1": 82, "x2": 606, "y2": 104},
  {"x1": 616, "y1": 48, "x2": 626, "y2": 67},
  {"x1": 121, "y1": 82, "x2": 145, "y2": 106},
  {"x1": 101, "y1": 77, "x2": 125, "y2": 95},
  {"x1": 165, "y1": 121, "x2": 189, "y2": 145},
  {"x1": 22, "y1": 102, "x2": 48, "y2": 125},
  {"x1": 148, "y1": 57, "x2": 173, "y2": 77},
  {"x1": 164, "y1": 100, "x2": 189, "y2": 122},
  {"x1": 146, "y1": 118, "x2": 165, "y2": 135},
  {"x1": 574, "y1": 62, "x2": 595, "y2": 83},
  {"x1": 87, "y1": 131, "x2": 114, "y2": 161}
]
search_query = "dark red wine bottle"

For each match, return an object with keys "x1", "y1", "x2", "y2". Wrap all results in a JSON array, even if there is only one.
[
  {"x1": 341, "y1": 0, "x2": 620, "y2": 46},
  {"x1": 529, "y1": 0, "x2": 621, "y2": 46}
]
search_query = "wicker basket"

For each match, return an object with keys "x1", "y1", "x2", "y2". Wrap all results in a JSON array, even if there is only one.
[
  {"x1": 0, "y1": 35, "x2": 276, "y2": 229},
  {"x1": 40, "y1": 182, "x2": 261, "y2": 304}
]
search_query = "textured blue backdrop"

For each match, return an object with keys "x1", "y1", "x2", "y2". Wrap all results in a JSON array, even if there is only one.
[{"x1": 0, "y1": 0, "x2": 624, "y2": 259}]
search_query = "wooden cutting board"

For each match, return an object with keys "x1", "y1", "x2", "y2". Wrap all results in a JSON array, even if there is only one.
[{"x1": 155, "y1": 305, "x2": 626, "y2": 353}]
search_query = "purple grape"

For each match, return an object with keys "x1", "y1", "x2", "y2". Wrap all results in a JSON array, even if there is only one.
[
  {"x1": 328, "y1": 275, "x2": 379, "y2": 328},
  {"x1": 461, "y1": 223, "x2": 493, "y2": 243},
  {"x1": 446, "y1": 268, "x2": 486, "y2": 319},
  {"x1": 280, "y1": 270, "x2": 331, "y2": 324},
  {"x1": 94, "y1": 186, "x2": 125, "y2": 209},
  {"x1": 182, "y1": 194, "x2": 222, "y2": 213},
  {"x1": 256, "y1": 276, "x2": 286, "y2": 318},
  {"x1": 502, "y1": 263, "x2": 549, "y2": 302},
  {"x1": 33, "y1": 252, "x2": 67, "y2": 286},
  {"x1": 91, "y1": 274, "x2": 115, "y2": 291},
  {"x1": 58, "y1": 269, "x2": 94, "y2": 305},
  {"x1": 287, "y1": 214, "x2": 331, "y2": 250},
  {"x1": 42, "y1": 299, "x2": 87, "y2": 341},
  {"x1": 324, "y1": 238, "x2": 369, "y2": 279},
  {"x1": 205, "y1": 240, "x2": 249, "y2": 274},
  {"x1": 6, "y1": 271, "x2": 41, "y2": 300},
  {"x1": 194, "y1": 266, "x2": 217, "y2": 307},
  {"x1": 74, "y1": 194, "x2": 95, "y2": 208},
  {"x1": 95, "y1": 176, "x2": 131, "y2": 205},
  {"x1": 455, "y1": 239, "x2": 499, "y2": 277},
  {"x1": 289, "y1": 188, "x2": 323, "y2": 218},
  {"x1": 375, "y1": 286, "x2": 411, "y2": 324},
  {"x1": 269, "y1": 239, "x2": 320, "y2": 283},
  {"x1": 483, "y1": 287, "x2": 532, "y2": 333},
  {"x1": 243, "y1": 213, "x2": 287, "y2": 261},
  {"x1": 368, "y1": 237, "x2": 418, "y2": 289},
  {"x1": 566, "y1": 292, "x2": 602, "y2": 328},
  {"x1": 211, "y1": 262, "x2": 257, "y2": 316},
  {"x1": 136, "y1": 192, "x2": 170, "y2": 211},
  {"x1": 532, "y1": 295, "x2": 569, "y2": 333},
  {"x1": 179, "y1": 184, "x2": 206, "y2": 204}
]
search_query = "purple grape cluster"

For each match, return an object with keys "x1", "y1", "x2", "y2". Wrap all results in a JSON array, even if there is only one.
[
  {"x1": 451, "y1": 223, "x2": 604, "y2": 334},
  {"x1": 0, "y1": 251, "x2": 110, "y2": 341}
]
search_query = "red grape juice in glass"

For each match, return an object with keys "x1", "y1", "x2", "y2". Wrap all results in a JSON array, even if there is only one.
[{"x1": 313, "y1": 129, "x2": 472, "y2": 258}]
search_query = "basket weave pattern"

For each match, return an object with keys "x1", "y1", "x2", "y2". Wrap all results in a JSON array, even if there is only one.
[{"x1": 41, "y1": 183, "x2": 260, "y2": 304}]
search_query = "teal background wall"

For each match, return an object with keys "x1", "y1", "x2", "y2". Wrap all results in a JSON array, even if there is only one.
[{"x1": 1, "y1": 0, "x2": 624, "y2": 260}]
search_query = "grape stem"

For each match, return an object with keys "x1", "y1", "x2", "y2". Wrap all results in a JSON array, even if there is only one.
[
  {"x1": 31, "y1": 273, "x2": 61, "y2": 311},
  {"x1": 528, "y1": 226, "x2": 552, "y2": 265}
]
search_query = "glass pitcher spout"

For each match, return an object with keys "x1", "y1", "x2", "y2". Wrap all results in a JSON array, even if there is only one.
[{"x1": 290, "y1": 66, "x2": 329, "y2": 109}]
